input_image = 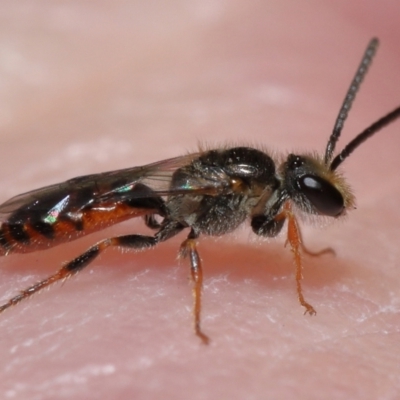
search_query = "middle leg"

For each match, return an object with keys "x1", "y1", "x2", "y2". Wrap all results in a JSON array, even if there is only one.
[{"x1": 179, "y1": 229, "x2": 210, "y2": 344}]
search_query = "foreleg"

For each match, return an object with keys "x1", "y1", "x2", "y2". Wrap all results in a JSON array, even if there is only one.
[{"x1": 251, "y1": 202, "x2": 316, "y2": 315}]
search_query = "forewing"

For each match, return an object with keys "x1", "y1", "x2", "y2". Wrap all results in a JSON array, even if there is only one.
[
  {"x1": 96, "y1": 153, "x2": 233, "y2": 203},
  {"x1": 0, "y1": 152, "x2": 233, "y2": 223}
]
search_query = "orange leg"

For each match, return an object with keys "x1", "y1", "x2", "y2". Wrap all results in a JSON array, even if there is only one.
[
  {"x1": 0, "y1": 234, "x2": 162, "y2": 314},
  {"x1": 302, "y1": 245, "x2": 335, "y2": 257},
  {"x1": 282, "y1": 203, "x2": 316, "y2": 315},
  {"x1": 0, "y1": 220, "x2": 184, "y2": 314},
  {"x1": 180, "y1": 233, "x2": 210, "y2": 345},
  {"x1": 300, "y1": 233, "x2": 335, "y2": 257}
]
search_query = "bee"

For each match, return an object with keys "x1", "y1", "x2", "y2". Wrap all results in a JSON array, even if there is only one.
[{"x1": 0, "y1": 38, "x2": 399, "y2": 344}]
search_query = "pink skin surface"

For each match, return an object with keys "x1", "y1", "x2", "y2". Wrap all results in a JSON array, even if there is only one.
[{"x1": 0, "y1": 1, "x2": 400, "y2": 399}]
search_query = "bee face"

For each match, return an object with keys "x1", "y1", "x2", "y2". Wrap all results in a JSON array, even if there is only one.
[{"x1": 281, "y1": 154, "x2": 351, "y2": 218}]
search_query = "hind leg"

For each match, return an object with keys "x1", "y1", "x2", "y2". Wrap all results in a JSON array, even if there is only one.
[{"x1": 0, "y1": 221, "x2": 184, "y2": 313}]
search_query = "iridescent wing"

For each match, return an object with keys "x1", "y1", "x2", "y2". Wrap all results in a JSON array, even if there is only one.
[{"x1": 0, "y1": 153, "x2": 233, "y2": 224}]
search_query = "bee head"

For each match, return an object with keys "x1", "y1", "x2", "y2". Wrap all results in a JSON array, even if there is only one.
[{"x1": 281, "y1": 154, "x2": 354, "y2": 218}]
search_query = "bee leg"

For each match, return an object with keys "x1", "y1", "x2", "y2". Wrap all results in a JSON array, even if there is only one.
[
  {"x1": 0, "y1": 221, "x2": 184, "y2": 314},
  {"x1": 179, "y1": 229, "x2": 210, "y2": 345},
  {"x1": 301, "y1": 241, "x2": 335, "y2": 257},
  {"x1": 281, "y1": 202, "x2": 316, "y2": 316},
  {"x1": 251, "y1": 202, "x2": 316, "y2": 315}
]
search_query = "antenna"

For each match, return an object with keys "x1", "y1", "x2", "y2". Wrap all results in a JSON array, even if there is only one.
[
  {"x1": 330, "y1": 106, "x2": 400, "y2": 170},
  {"x1": 324, "y1": 38, "x2": 379, "y2": 164}
]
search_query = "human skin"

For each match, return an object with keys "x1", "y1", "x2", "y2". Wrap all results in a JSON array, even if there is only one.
[{"x1": 0, "y1": 1, "x2": 400, "y2": 399}]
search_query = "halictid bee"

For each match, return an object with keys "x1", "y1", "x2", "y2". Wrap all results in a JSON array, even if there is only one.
[{"x1": 0, "y1": 38, "x2": 399, "y2": 344}]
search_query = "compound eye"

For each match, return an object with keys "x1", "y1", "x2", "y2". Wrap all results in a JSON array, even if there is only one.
[{"x1": 297, "y1": 175, "x2": 344, "y2": 217}]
